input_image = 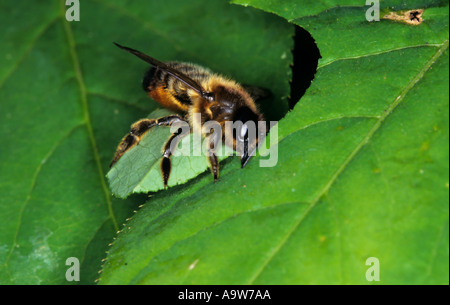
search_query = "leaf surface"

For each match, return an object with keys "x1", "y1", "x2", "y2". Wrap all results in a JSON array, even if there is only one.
[{"x1": 100, "y1": 0, "x2": 449, "y2": 284}]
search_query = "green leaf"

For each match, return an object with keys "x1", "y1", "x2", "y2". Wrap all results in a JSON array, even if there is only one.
[
  {"x1": 0, "y1": 0, "x2": 293, "y2": 284},
  {"x1": 99, "y1": 1, "x2": 449, "y2": 284}
]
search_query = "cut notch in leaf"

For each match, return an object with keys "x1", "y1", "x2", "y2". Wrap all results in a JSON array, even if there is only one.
[
  {"x1": 0, "y1": 0, "x2": 294, "y2": 284},
  {"x1": 100, "y1": 1, "x2": 449, "y2": 285}
]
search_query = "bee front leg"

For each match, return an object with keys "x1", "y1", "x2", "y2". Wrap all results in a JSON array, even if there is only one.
[
  {"x1": 208, "y1": 152, "x2": 219, "y2": 182},
  {"x1": 110, "y1": 115, "x2": 187, "y2": 167},
  {"x1": 160, "y1": 127, "x2": 190, "y2": 188}
]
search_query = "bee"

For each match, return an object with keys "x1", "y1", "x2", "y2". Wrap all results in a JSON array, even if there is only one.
[{"x1": 110, "y1": 43, "x2": 270, "y2": 187}]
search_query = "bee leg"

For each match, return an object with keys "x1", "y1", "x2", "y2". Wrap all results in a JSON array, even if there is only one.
[
  {"x1": 110, "y1": 115, "x2": 187, "y2": 167},
  {"x1": 208, "y1": 152, "x2": 219, "y2": 182},
  {"x1": 160, "y1": 127, "x2": 189, "y2": 188},
  {"x1": 206, "y1": 135, "x2": 220, "y2": 182},
  {"x1": 110, "y1": 133, "x2": 139, "y2": 167}
]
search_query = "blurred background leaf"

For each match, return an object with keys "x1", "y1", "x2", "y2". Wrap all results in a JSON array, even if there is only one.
[
  {"x1": 100, "y1": 0, "x2": 449, "y2": 284},
  {"x1": 0, "y1": 0, "x2": 293, "y2": 284}
]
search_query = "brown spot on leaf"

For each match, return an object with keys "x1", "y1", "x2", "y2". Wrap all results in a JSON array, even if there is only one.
[{"x1": 383, "y1": 9, "x2": 424, "y2": 26}]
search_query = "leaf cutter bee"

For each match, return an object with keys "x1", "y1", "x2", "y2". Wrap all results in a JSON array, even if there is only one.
[{"x1": 110, "y1": 43, "x2": 270, "y2": 188}]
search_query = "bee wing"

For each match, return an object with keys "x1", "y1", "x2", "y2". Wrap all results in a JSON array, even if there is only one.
[{"x1": 114, "y1": 42, "x2": 211, "y2": 99}]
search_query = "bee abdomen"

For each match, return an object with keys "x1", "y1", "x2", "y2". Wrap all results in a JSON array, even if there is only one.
[
  {"x1": 143, "y1": 62, "x2": 209, "y2": 91},
  {"x1": 142, "y1": 62, "x2": 212, "y2": 112}
]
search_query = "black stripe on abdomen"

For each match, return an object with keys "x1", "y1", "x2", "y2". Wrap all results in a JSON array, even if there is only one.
[{"x1": 173, "y1": 92, "x2": 192, "y2": 106}]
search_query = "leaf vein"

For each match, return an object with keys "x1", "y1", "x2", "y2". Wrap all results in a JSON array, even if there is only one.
[
  {"x1": 318, "y1": 43, "x2": 444, "y2": 70},
  {"x1": 0, "y1": 17, "x2": 59, "y2": 90},
  {"x1": 2, "y1": 123, "x2": 84, "y2": 270},
  {"x1": 60, "y1": 4, "x2": 119, "y2": 232},
  {"x1": 247, "y1": 39, "x2": 449, "y2": 284},
  {"x1": 132, "y1": 201, "x2": 306, "y2": 284}
]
